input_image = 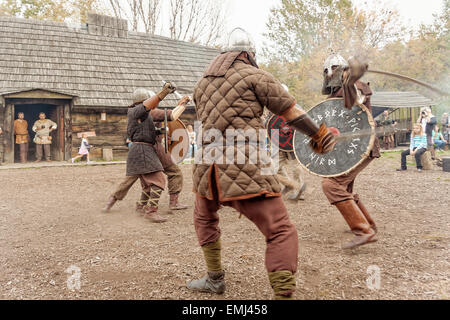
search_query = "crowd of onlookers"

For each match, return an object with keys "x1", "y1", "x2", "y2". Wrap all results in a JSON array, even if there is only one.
[{"x1": 396, "y1": 108, "x2": 449, "y2": 172}]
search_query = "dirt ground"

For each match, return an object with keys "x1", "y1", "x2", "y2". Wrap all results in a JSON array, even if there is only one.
[{"x1": 0, "y1": 151, "x2": 449, "y2": 300}]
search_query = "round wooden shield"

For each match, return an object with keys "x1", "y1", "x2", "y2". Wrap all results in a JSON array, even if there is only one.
[
  {"x1": 293, "y1": 98, "x2": 375, "y2": 177},
  {"x1": 167, "y1": 119, "x2": 190, "y2": 163},
  {"x1": 266, "y1": 114, "x2": 294, "y2": 152}
]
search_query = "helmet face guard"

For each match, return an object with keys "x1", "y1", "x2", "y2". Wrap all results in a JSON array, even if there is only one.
[{"x1": 322, "y1": 54, "x2": 348, "y2": 94}]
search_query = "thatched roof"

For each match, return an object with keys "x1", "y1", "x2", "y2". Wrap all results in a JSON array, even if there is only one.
[{"x1": 0, "y1": 15, "x2": 219, "y2": 110}]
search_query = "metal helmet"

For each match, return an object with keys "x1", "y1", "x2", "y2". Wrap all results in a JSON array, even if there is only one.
[
  {"x1": 132, "y1": 88, "x2": 155, "y2": 104},
  {"x1": 222, "y1": 27, "x2": 256, "y2": 53},
  {"x1": 281, "y1": 84, "x2": 289, "y2": 92},
  {"x1": 322, "y1": 53, "x2": 348, "y2": 95},
  {"x1": 323, "y1": 54, "x2": 348, "y2": 77}
]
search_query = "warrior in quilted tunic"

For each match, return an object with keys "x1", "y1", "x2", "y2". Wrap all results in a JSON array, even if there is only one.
[
  {"x1": 320, "y1": 54, "x2": 380, "y2": 249},
  {"x1": 187, "y1": 28, "x2": 336, "y2": 299}
]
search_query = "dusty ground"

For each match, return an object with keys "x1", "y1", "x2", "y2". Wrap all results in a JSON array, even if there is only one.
[{"x1": 0, "y1": 151, "x2": 449, "y2": 300}]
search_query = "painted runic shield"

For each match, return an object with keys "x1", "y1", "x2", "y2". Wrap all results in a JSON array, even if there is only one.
[
  {"x1": 293, "y1": 98, "x2": 375, "y2": 177},
  {"x1": 266, "y1": 114, "x2": 294, "y2": 152}
]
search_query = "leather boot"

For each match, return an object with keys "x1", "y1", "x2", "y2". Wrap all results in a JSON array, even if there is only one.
[
  {"x1": 169, "y1": 193, "x2": 188, "y2": 210},
  {"x1": 287, "y1": 181, "x2": 306, "y2": 201},
  {"x1": 136, "y1": 192, "x2": 149, "y2": 215},
  {"x1": 356, "y1": 200, "x2": 377, "y2": 233},
  {"x1": 186, "y1": 271, "x2": 225, "y2": 294},
  {"x1": 335, "y1": 200, "x2": 377, "y2": 249},
  {"x1": 136, "y1": 202, "x2": 145, "y2": 215},
  {"x1": 143, "y1": 186, "x2": 166, "y2": 222},
  {"x1": 143, "y1": 206, "x2": 167, "y2": 223},
  {"x1": 102, "y1": 196, "x2": 117, "y2": 212}
]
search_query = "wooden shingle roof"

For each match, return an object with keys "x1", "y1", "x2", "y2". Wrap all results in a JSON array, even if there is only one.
[
  {"x1": 371, "y1": 91, "x2": 434, "y2": 108},
  {"x1": 0, "y1": 16, "x2": 219, "y2": 109}
]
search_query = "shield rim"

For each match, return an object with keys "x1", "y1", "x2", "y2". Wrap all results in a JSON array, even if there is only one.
[
  {"x1": 266, "y1": 114, "x2": 295, "y2": 153},
  {"x1": 293, "y1": 98, "x2": 376, "y2": 178},
  {"x1": 168, "y1": 119, "x2": 190, "y2": 164}
]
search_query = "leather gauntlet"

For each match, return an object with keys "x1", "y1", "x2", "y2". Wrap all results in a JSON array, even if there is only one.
[
  {"x1": 170, "y1": 96, "x2": 191, "y2": 121},
  {"x1": 286, "y1": 114, "x2": 336, "y2": 154},
  {"x1": 286, "y1": 113, "x2": 320, "y2": 137},
  {"x1": 309, "y1": 123, "x2": 336, "y2": 154},
  {"x1": 157, "y1": 82, "x2": 176, "y2": 101}
]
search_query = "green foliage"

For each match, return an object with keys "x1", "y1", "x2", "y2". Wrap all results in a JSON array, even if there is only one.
[
  {"x1": 262, "y1": 0, "x2": 449, "y2": 108},
  {"x1": 0, "y1": 0, "x2": 106, "y2": 23}
]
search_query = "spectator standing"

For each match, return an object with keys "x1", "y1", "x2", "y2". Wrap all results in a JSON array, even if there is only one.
[
  {"x1": 14, "y1": 112, "x2": 29, "y2": 163},
  {"x1": 417, "y1": 107, "x2": 437, "y2": 159},
  {"x1": 441, "y1": 112, "x2": 449, "y2": 143},
  {"x1": 187, "y1": 125, "x2": 196, "y2": 161},
  {"x1": 32, "y1": 112, "x2": 57, "y2": 162}
]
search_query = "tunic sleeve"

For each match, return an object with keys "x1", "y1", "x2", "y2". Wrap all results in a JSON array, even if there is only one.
[
  {"x1": 150, "y1": 109, "x2": 172, "y2": 122},
  {"x1": 129, "y1": 104, "x2": 149, "y2": 120},
  {"x1": 253, "y1": 71, "x2": 296, "y2": 116},
  {"x1": 49, "y1": 120, "x2": 57, "y2": 130}
]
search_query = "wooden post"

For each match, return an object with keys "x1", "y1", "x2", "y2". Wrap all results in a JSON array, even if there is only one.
[
  {"x1": 64, "y1": 102, "x2": 72, "y2": 161},
  {"x1": 102, "y1": 148, "x2": 113, "y2": 161},
  {"x1": 4, "y1": 104, "x2": 14, "y2": 163}
]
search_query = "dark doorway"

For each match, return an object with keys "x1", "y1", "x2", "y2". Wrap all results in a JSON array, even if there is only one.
[{"x1": 13, "y1": 104, "x2": 60, "y2": 162}]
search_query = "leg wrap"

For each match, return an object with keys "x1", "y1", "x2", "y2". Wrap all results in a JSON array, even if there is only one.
[
  {"x1": 137, "y1": 191, "x2": 150, "y2": 207},
  {"x1": 268, "y1": 270, "x2": 296, "y2": 300},
  {"x1": 147, "y1": 186, "x2": 163, "y2": 208},
  {"x1": 202, "y1": 239, "x2": 222, "y2": 272}
]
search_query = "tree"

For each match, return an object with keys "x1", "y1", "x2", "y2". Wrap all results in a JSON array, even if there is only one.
[
  {"x1": 106, "y1": 0, "x2": 227, "y2": 46},
  {"x1": 0, "y1": 0, "x2": 69, "y2": 21},
  {"x1": 168, "y1": 0, "x2": 225, "y2": 45},
  {"x1": 264, "y1": 0, "x2": 406, "y2": 61},
  {"x1": 0, "y1": 0, "x2": 107, "y2": 23}
]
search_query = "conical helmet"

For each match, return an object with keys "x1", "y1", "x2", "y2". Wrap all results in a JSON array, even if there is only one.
[
  {"x1": 222, "y1": 27, "x2": 256, "y2": 53},
  {"x1": 132, "y1": 88, "x2": 156, "y2": 104},
  {"x1": 323, "y1": 54, "x2": 348, "y2": 77}
]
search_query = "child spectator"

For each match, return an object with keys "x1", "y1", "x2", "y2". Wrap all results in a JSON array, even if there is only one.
[{"x1": 71, "y1": 133, "x2": 92, "y2": 163}]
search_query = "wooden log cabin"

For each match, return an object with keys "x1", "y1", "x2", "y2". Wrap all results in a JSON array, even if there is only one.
[
  {"x1": 371, "y1": 91, "x2": 435, "y2": 145},
  {"x1": 0, "y1": 14, "x2": 218, "y2": 163}
]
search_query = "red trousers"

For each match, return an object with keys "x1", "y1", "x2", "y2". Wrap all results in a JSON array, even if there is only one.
[
  {"x1": 194, "y1": 191, "x2": 298, "y2": 273},
  {"x1": 322, "y1": 157, "x2": 373, "y2": 204}
]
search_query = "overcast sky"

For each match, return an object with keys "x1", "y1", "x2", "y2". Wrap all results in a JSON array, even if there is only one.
[{"x1": 225, "y1": 0, "x2": 445, "y2": 52}]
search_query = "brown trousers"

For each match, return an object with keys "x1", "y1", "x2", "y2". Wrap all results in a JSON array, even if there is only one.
[
  {"x1": 36, "y1": 144, "x2": 51, "y2": 161},
  {"x1": 322, "y1": 157, "x2": 373, "y2": 204},
  {"x1": 382, "y1": 135, "x2": 395, "y2": 149},
  {"x1": 139, "y1": 171, "x2": 166, "y2": 194},
  {"x1": 18, "y1": 143, "x2": 28, "y2": 162},
  {"x1": 112, "y1": 164, "x2": 183, "y2": 200},
  {"x1": 194, "y1": 172, "x2": 298, "y2": 273}
]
